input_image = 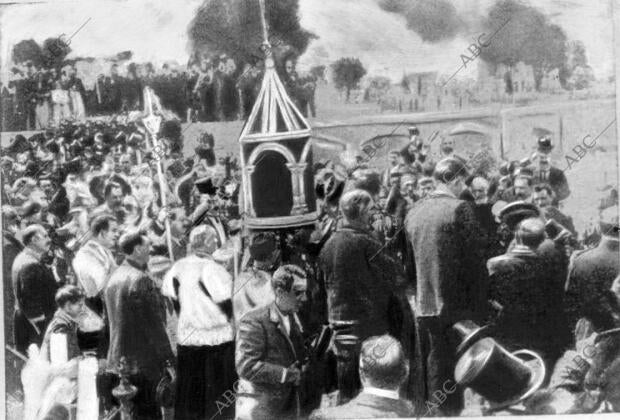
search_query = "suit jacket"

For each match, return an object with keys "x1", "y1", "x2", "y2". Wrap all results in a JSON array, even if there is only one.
[
  {"x1": 235, "y1": 302, "x2": 306, "y2": 420},
  {"x1": 565, "y1": 237, "x2": 620, "y2": 332},
  {"x1": 104, "y1": 259, "x2": 173, "y2": 379},
  {"x1": 488, "y1": 245, "x2": 569, "y2": 358},
  {"x1": 309, "y1": 392, "x2": 414, "y2": 419},
  {"x1": 405, "y1": 190, "x2": 488, "y2": 323},
  {"x1": 11, "y1": 247, "x2": 57, "y2": 320},
  {"x1": 318, "y1": 224, "x2": 405, "y2": 340}
]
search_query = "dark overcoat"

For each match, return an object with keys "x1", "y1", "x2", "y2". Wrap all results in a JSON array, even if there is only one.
[
  {"x1": 318, "y1": 223, "x2": 406, "y2": 341},
  {"x1": 405, "y1": 191, "x2": 488, "y2": 324},
  {"x1": 565, "y1": 237, "x2": 620, "y2": 332},
  {"x1": 104, "y1": 259, "x2": 173, "y2": 380}
]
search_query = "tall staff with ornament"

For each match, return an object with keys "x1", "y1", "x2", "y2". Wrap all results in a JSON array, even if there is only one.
[{"x1": 142, "y1": 86, "x2": 175, "y2": 261}]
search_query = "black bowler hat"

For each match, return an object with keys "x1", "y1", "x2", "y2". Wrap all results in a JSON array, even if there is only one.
[
  {"x1": 194, "y1": 177, "x2": 218, "y2": 195},
  {"x1": 537, "y1": 136, "x2": 553, "y2": 154}
]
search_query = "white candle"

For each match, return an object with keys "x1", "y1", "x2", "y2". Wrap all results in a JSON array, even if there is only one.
[{"x1": 77, "y1": 356, "x2": 99, "y2": 420}]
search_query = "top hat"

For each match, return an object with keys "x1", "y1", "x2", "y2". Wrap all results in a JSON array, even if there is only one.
[
  {"x1": 453, "y1": 320, "x2": 490, "y2": 358},
  {"x1": 537, "y1": 136, "x2": 553, "y2": 154},
  {"x1": 194, "y1": 177, "x2": 218, "y2": 196},
  {"x1": 454, "y1": 337, "x2": 546, "y2": 411}
]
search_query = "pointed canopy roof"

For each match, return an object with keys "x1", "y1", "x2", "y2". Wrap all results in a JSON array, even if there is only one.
[{"x1": 239, "y1": 56, "x2": 310, "y2": 142}]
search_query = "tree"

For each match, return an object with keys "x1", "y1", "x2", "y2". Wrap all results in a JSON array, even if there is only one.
[
  {"x1": 479, "y1": 0, "x2": 569, "y2": 92},
  {"x1": 309, "y1": 65, "x2": 326, "y2": 81},
  {"x1": 188, "y1": 0, "x2": 316, "y2": 67},
  {"x1": 565, "y1": 41, "x2": 593, "y2": 90},
  {"x1": 331, "y1": 57, "x2": 366, "y2": 102},
  {"x1": 568, "y1": 41, "x2": 588, "y2": 69},
  {"x1": 41, "y1": 37, "x2": 71, "y2": 68},
  {"x1": 12, "y1": 39, "x2": 43, "y2": 65}
]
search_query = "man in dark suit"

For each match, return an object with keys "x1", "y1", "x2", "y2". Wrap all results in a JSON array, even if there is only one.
[
  {"x1": 531, "y1": 137, "x2": 570, "y2": 203},
  {"x1": 3, "y1": 206, "x2": 23, "y2": 346},
  {"x1": 319, "y1": 189, "x2": 409, "y2": 404},
  {"x1": 11, "y1": 224, "x2": 57, "y2": 354},
  {"x1": 405, "y1": 157, "x2": 488, "y2": 416},
  {"x1": 310, "y1": 335, "x2": 414, "y2": 419},
  {"x1": 235, "y1": 264, "x2": 309, "y2": 420},
  {"x1": 565, "y1": 205, "x2": 620, "y2": 333},
  {"x1": 488, "y1": 218, "x2": 569, "y2": 372},
  {"x1": 104, "y1": 231, "x2": 174, "y2": 420},
  {"x1": 533, "y1": 183, "x2": 576, "y2": 235}
]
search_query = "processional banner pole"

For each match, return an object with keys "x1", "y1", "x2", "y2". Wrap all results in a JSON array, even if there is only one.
[{"x1": 143, "y1": 87, "x2": 175, "y2": 261}]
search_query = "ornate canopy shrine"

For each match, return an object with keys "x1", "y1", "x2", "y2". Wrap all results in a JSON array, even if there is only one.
[{"x1": 239, "y1": 1, "x2": 317, "y2": 229}]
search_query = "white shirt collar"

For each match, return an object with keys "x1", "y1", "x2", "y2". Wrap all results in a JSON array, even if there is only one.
[
  {"x1": 273, "y1": 304, "x2": 303, "y2": 335},
  {"x1": 363, "y1": 386, "x2": 400, "y2": 400}
]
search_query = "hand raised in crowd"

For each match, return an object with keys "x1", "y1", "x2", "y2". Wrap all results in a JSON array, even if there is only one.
[{"x1": 156, "y1": 205, "x2": 172, "y2": 225}]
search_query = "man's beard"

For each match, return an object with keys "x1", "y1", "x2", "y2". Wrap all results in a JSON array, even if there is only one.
[{"x1": 441, "y1": 146, "x2": 454, "y2": 155}]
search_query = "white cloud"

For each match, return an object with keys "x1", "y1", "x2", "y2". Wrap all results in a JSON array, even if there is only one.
[{"x1": 0, "y1": 0, "x2": 613, "y2": 83}]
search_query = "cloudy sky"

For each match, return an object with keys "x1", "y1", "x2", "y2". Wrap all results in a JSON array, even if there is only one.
[{"x1": 0, "y1": 0, "x2": 615, "y2": 83}]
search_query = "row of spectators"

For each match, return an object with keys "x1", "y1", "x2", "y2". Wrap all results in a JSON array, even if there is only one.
[{"x1": 1, "y1": 54, "x2": 318, "y2": 131}]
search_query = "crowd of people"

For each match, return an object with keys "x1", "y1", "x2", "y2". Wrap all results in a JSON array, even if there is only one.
[
  {"x1": 2, "y1": 54, "x2": 318, "y2": 131},
  {"x1": 2, "y1": 115, "x2": 620, "y2": 419}
]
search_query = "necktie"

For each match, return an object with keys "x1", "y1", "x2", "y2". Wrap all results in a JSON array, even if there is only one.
[{"x1": 288, "y1": 314, "x2": 304, "y2": 361}]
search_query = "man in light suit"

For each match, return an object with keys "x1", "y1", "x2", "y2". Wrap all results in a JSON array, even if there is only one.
[
  {"x1": 310, "y1": 335, "x2": 414, "y2": 419},
  {"x1": 235, "y1": 265, "x2": 309, "y2": 420}
]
